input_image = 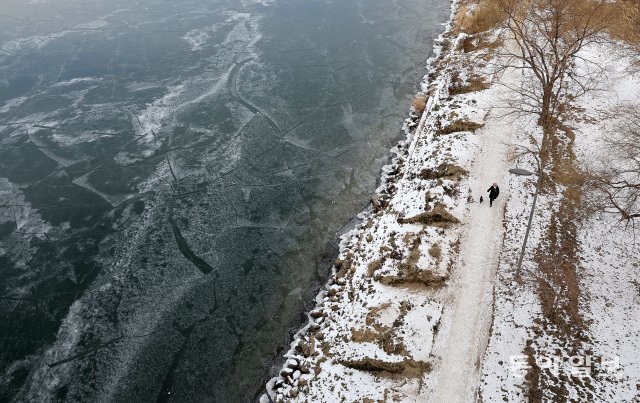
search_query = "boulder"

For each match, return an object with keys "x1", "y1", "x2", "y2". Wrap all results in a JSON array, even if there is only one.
[{"x1": 309, "y1": 310, "x2": 323, "y2": 319}]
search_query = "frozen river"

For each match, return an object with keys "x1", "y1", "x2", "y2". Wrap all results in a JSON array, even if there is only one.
[{"x1": 0, "y1": 0, "x2": 448, "y2": 400}]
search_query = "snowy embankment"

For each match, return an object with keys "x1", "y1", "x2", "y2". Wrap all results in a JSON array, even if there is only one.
[
  {"x1": 262, "y1": 2, "x2": 518, "y2": 400},
  {"x1": 264, "y1": 3, "x2": 640, "y2": 402}
]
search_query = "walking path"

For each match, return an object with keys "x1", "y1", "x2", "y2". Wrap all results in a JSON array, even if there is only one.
[{"x1": 429, "y1": 51, "x2": 519, "y2": 402}]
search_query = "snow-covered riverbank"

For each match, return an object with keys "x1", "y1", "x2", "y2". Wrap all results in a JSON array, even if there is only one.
[
  {"x1": 263, "y1": 1, "x2": 509, "y2": 399},
  {"x1": 263, "y1": 1, "x2": 640, "y2": 401}
]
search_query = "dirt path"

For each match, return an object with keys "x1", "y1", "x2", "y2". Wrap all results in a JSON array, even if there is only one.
[{"x1": 428, "y1": 54, "x2": 519, "y2": 403}]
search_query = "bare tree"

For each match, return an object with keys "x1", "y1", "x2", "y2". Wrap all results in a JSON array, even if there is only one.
[
  {"x1": 496, "y1": 0, "x2": 609, "y2": 139},
  {"x1": 496, "y1": 0, "x2": 640, "y2": 226},
  {"x1": 585, "y1": 106, "x2": 640, "y2": 224}
]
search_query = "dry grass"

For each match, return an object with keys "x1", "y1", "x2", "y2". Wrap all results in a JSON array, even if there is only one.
[
  {"x1": 402, "y1": 241, "x2": 421, "y2": 269},
  {"x1": 437, "y1": 120, "x2": 484, "y2": 135},
  {"x1": 526, "y1": 121, "x2": 590, "y2": 400},
  {"x1": 449, "y1": 75, "x2": 490, "y2": 95},
  {"x1": 428, "y1": 243, "x2": 442, "y2": 260},
  {"x1": 367, "y1": 257, "x2": 385, "y2": 276},
  {"x1": 533, "y1": 121, "x2": 587, "y2": 336},
  {"x1": 455, "y1": 1, "x2": 509, "y2": 35},
  {"x1": 375, "y1": 237, "x2": 449, "y2": 286},
  {"x1": 534, "y1": 150, "x2": 586, "y2": 339},
  {"x1": 412, "y1": 95, "x2": 427, "y2": 114},
  {"x1": 351, "y1": 303, "x2": 411, "y2": 357},
  {"x1": 455, "y1": 0, "x2": 640, "y2": 46},
  {"x1": 456, "y1": 0, "x2": 640, "y2": 48},
  {"x1": 419, "y1": 163, "x2": 468, "y2": 181},
  {"x1": 365, "y1": 303, "x2": 392, "y2": 328},
  {"x1": 398, "y1": 204, "x2": 460, "y2": 227},
  {"x1": 523, "y1": 343, "x2": 543, "y2": 402},
  {"x1": 462, "y1": 33, "x2": 505, "y2": 52},
  {"x1": 603, "y1": 0, "x2": 640, "y2": 47},
  {"x1": 339, "y1": 357, "x2": 431, "y2": 376},
  {"x1": 380, "y1": 267, "x2": 448, "y2": 287}
]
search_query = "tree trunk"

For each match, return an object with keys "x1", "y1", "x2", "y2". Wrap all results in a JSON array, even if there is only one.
[{"x1": 538, "y1": 85, "x2": 554, "y2": 128}]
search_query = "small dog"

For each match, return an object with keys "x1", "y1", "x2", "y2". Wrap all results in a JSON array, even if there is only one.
[{"x1": 480, "y1": 195, "x2": 484, "y2": 203}]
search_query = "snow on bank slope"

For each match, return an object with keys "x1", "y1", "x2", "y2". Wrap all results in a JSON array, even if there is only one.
[{"x1": 262, "y1": 7, "x2": 519, "y2": 402}]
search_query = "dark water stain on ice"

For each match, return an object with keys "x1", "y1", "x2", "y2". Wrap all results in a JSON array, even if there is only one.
[
  {"x1": 169, "y1": 205, "x2": 214, "y2": 275},
  {"x1": 157, "y1": 322, "x2": 196, "y2": 403},
  {"x1": 0, "y1": 0, "x2": 449, "y2": 401}
]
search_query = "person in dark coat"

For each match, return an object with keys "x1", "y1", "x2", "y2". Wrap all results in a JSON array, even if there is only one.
[{"x1": 487, "y1": 182, "x2": 499, "y2": 207}]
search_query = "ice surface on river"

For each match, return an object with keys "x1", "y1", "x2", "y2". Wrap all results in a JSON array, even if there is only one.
[{"x1": 0, "y1": 0, "x2": 448, "y2": 401}]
